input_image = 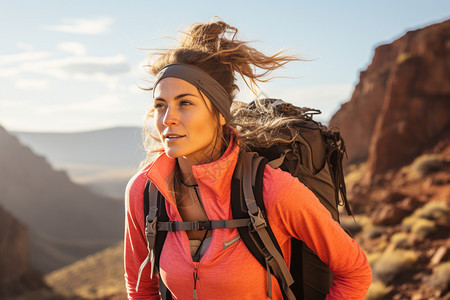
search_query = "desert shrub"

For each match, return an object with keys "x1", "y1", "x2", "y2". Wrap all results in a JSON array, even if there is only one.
[
  {"x1": 366, "y1": 280, "x2": 389, "y2": 300},
  {"x1": 414, "y1": 202, "x2": 449, "y2": 221},
  {"x1": 411, "y1": 218, "x2": 436, "y2": 238},
  {"x1": 344, "y1": 162, "x2": 367, "y2": 192},
  {"x1": 364, "y1": 226, "x2": 385, "y2": 240},
  {"x1": 406, "y1": 154, "x2": 444, "y2": 179},
  {"x1": 427, "y1": 261, "x2": 450, "y2": 292},
  {"x1": 389, "y1": 232, "x2": 410, "y2": 249},
  {"x1": 402, "y1": 202, "x2": 448, "y2": 232},
  {"x1": 366, "y1": 251, "x2": 382, "y2": 268},
  {"x1": 401, "y1": 215, "x2": 417, "y2": 231},
  {"x1": 373, "y1": 249, "x2": 418, "y2": 282}
]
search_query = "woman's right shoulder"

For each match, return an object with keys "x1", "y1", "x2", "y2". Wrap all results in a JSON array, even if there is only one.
[{"x1": 125, "y1": 164, "x2": 152, "y2": 206}]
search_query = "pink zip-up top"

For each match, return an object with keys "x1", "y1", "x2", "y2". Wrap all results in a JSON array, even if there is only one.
[{"x1": 124, "y1": 140, "x2": 372, "y2": 299}]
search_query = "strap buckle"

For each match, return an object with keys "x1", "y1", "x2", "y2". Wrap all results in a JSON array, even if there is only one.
[
  {"x1": 249, "y1": 207, "x2": 267, "y2": 231},
  {"x1": 145, "y1": 215, "x2": 158, "y2": 241},
  {"x1": 195, "y1": 220, "x2": 210, "y2": 231}
]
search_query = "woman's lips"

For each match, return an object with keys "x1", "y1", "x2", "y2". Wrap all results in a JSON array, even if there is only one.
[{"x1": 164, "y1": 134, "x2": 185, "y2": 141}]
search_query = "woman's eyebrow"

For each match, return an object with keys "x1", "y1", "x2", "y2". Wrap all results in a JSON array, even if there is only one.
[
  {"x1": 154, "y1": 93, "x2": 200, "y2": 102},
  {"x1": 175, "y1": 93, "x2": 201, "y2": 100}
]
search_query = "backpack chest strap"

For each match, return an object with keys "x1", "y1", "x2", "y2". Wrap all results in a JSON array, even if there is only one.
[{"x1": 156, "y1": 218, "x2": 250, "y2": 232}]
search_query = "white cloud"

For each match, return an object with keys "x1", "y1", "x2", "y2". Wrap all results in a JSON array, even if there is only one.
[
  {"x1": 16, "y1": 42, "x2": 34, "y2": 51},
  {"x1": 57, "y1": 42, "x2": 87, "y2": 56},
  {"x1": 1, "y1": 54, "x2": 131, "y2": 82},
  {"x1": 0, "y1": 51, "x2": 52, "y2": 66},
  {"x1": 14, "y1": 78, "x2": 49, "y2": 90},
  {"x1": 37, "y1": 93, "x2": 124, "y2": 114},
  {"x1": 43, "y1": 17, "x2": 114, "y2": 35}
]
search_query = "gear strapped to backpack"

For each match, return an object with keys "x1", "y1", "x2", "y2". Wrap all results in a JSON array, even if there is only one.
[{"x1": 141, "y1": 99, "x2": 352, "y2": 300}]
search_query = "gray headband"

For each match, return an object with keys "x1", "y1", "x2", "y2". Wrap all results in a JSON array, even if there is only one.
[{"x1": 153, "y1": 63, "x2": 232, "y2": 122}]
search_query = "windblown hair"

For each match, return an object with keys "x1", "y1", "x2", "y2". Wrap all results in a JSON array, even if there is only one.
[
  {"x1": 141, "y1": 19, "x2": 300, "y2": 166},
  {"x1": 230, "y1": 100, "x2": 301, "y2": 152}
]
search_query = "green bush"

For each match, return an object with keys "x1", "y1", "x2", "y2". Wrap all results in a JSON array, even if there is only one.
[{"x1": 373, "y1": 249, "x2": 418, "y2": 282}]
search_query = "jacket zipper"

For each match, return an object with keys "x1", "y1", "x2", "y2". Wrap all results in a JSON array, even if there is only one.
[{"x1": 193, "y1": 262, "x2": 200, "y2": 299}]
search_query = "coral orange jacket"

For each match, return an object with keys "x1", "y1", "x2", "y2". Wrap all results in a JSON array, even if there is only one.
[{"x1": 124, "y1": 141, "x2": 372, "y2": 299}]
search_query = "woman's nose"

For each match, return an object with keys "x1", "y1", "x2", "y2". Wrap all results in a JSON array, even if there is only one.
[{"x1": 162, "y1": 106, "x2": 179, "y2": 127}]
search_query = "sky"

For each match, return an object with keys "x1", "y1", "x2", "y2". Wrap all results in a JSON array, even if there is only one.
[{"x1": 1, "y1": 1, "x2": 449, "y2": 132}]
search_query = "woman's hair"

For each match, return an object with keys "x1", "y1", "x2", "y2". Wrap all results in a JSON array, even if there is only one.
[
  {"x1": 141, "y1": 19, "x2": 300, "y2": 166},
  {"x1": 230, "y1": 100, "x2": 301, "y2": 152}
]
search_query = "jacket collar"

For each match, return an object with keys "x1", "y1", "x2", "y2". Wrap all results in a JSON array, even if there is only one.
[{"x1": 145, "y1": 137, "x2": 239, "y2": 208}]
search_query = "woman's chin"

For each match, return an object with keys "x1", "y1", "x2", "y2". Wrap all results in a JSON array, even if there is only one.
[{"x1": 164, "y1": 150, "x2": 181, "y2": 159}]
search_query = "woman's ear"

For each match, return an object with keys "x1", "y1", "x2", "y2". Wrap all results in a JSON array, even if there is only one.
[{"x1": 219, "y1": 114, "x2": 226, "y2": 126}]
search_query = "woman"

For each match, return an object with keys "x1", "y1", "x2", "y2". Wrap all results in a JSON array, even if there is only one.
[{"x1": 124, "y1": 20, "x2": 372, "y2": 299}]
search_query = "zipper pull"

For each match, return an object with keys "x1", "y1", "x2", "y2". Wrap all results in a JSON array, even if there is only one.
[{"x1": 193, "y1": 266, "x2": 199, "y2": 299}]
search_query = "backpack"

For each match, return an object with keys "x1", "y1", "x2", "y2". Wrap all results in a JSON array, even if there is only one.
[{"x1": 141, "y1": 98, "x2": 352, "y2": 300}]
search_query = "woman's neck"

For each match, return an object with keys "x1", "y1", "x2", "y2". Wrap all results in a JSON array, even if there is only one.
[
  {"x1": 176, "y1": 141, "x2": 226, "y2": 186},
  {"x1": 177, "y1": 158, "x2": 197, "y2": 186}
]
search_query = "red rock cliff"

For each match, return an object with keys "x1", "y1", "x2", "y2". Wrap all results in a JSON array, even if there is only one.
[{"x1": 330, "y1": 19, "x2": 450, "y2": 182}]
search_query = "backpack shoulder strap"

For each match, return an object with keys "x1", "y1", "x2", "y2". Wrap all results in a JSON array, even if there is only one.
[
  {"x1": 232, "y1": 152, "x2": 295, "y2": 300},
  {"x1": 142, "y1": 180, "x2": 172, "y2": 300}
]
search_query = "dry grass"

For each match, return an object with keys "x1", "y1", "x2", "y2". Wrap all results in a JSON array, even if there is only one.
[
  {"x1": 372, "y1": 249, "x2": 418, "y2": 283},
  {"x1": 402, "y1": 154, "x2": 445, "y2": 180},
  {"x1": 45, "y1": 242, "x2": 126, "y2": 299},
  {"x1": 366, "y1": 280, "x2": 390, "y2": 300},
  {"x1": 389, "y1": 232, "x2": 410, "y2": 249},
  {"x1": 344, "y1": 162, "x2": 367, "y2": 193},
  {"x1": 401, "y1": 202, "x2": 448, "y2": 236},
  {"x1": 414, "y1": 202, "x2": 449, "y2": 220},
  {"x1": 366, "y1": 251, "x2": 382, "y2": 268},
  {"x1": 410, "y1": 218, "x2": 436, "y2": 239},
  {"x1": 427, "y1": 261, "x2": 450, "y2": 292}
]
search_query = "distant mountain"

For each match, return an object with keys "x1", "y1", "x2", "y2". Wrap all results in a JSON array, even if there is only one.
[
  {"x1": 0, "y1": 204, "x2": 48, "y2": 298},
  {"x1": 12, "y1": 126, "x2": 146, "y2": 198},
  {"x1": 0, "y1": 125, "x2": 124, "y2": 273}
]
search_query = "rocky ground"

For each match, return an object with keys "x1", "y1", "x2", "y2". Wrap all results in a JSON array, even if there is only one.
[{"x1": 342, "y1": 139, "x2": 450, "y2": 300}]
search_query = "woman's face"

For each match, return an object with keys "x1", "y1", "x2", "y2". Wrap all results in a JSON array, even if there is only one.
[{"x1": 153, "y1": 77, "x2": 226, "y2": 165}]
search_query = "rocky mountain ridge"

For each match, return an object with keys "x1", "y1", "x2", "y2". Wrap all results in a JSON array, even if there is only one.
[
  {"x1": 0, "y1": 204, "x2": 48, "y2": 298},
  {"x1": 330, "y1": 19, "x2": 450, "y2": 183},
  {"x1": 332, "y1": 19, "x2": 450, "y2": 299},
  {"x1": 12, "y1": 126, "x2": 145, "y2": 198},
  {"x1": 0, "y1": 125, "x2": 124, "y2": 274}
]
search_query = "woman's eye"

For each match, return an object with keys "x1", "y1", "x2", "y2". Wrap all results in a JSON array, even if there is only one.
[
  {"x1": 153, "y1": 103, "x2": 165, "y2": 110},
  {"x1": 180, "y1": 100, "x2": 192, "y2": 106}
]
